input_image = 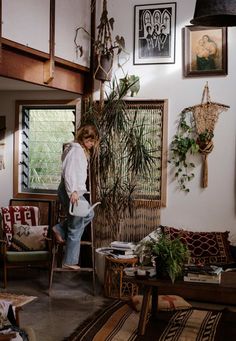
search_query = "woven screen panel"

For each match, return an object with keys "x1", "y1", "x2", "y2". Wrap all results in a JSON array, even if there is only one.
[{"x1": 95, "y1": 204, "x2": 160, "y2": 247}]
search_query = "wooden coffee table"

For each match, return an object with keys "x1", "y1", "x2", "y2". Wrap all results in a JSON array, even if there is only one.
[{"x1": 127, "y1": 275, "x2": 236, "y2": 336}]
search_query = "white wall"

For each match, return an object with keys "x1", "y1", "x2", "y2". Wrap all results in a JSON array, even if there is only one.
[
  {"x1": 0, "y1": 90, "x2": 79, "y2": 206},
  {"x1": 104, "y1": 0, "x2": 236, "y2": 237},
  {"x1": 2, "y1": 0, "x2": 90, "y2": 66},
  {"x1": 2, "y1": 0, "x2": 50, "y2": 52},
  {"x1": 55, "y1": 0, "x2": 91, "y2": 65}
]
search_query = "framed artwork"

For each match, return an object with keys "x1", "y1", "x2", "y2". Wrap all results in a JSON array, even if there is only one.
[
  {"x1": 133, "y1": 2, "x2": 176, "y2": 65},
  {"x1": 184, "y1": 26, "x2": 228, "y2": 77}
]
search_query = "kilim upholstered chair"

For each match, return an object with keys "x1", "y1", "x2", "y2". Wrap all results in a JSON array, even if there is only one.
[{"x1": 0, "y1": 202, "x2": 53, "y2": 289}]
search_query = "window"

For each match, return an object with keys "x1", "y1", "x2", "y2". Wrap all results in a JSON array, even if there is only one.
[{"x1": 14, "y1": 100, "x2": 79, "y2": 197}]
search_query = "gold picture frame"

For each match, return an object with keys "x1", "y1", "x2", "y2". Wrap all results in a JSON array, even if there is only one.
[{"x1": 184, "y1": 26, "x2": 228, "y2": 77}]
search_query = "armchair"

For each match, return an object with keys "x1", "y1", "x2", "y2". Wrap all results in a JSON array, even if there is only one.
[{"x1": 0, "y1": 199, "x2": 54, "y2": 289}]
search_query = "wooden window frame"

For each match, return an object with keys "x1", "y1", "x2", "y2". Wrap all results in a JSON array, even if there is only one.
[{"x1": 14, "y1": 99, "x2": 81, "y2": 200}]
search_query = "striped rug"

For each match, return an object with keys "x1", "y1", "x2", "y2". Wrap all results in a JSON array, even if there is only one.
[{"x1": 64, "y1": 300, "x2": 236, "y2": 341}]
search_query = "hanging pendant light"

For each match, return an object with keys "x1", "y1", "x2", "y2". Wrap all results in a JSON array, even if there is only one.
[{"x1": 190, "y1": 0, "x2": 236, "y2": 26}]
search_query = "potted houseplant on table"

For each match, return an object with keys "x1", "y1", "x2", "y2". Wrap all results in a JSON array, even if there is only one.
[{"x1": 135, "y1": 232, "x2": 190, "y2": 283}]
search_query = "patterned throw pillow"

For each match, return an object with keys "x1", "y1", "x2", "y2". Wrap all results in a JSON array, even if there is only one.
[
  {"x1": 11, "y1": 224, "x2": 48, "y2": 251},
  {"x1": 0, "y1": 206, "x2": 39, "y2": 247},
  {"x1": 161, "y1": 225, "x2": 233, "y2": 265},
  {"x1": 130, "y1": 294, "x2": 191, "y2": 312}
]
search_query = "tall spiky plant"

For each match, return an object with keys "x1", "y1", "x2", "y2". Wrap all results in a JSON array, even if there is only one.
[{"x1": 83, "y1": 77, "x2": 156, "y2": 240}]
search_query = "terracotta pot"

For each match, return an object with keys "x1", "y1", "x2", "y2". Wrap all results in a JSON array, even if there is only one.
[{"x1": 94, "y1": 54, "x2": 113, "y2": 81}]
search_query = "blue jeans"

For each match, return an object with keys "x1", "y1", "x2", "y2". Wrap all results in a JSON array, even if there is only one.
[{"x1": 55, "y1": 180, "x2": 94, "y2": 265}]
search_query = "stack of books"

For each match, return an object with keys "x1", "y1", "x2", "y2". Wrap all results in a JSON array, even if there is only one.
[
  {"x1": 109, "y1": 241, "x2": 136, "y2": 259},
  {"x1": 183, "y1": 264, "x2": 223, "y2": 284},
  {"x1": 98, "y1": 241, "x2": 136, "y2": 259}
]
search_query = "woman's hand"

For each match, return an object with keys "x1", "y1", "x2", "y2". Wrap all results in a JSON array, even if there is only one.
[{"x1": 70, "y1": 191, "x2": 79, "y2": 204}]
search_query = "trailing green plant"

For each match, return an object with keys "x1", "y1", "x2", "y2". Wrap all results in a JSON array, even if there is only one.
[{"x1": 169, "y1": 110, "x2": 214, "y2": 192}]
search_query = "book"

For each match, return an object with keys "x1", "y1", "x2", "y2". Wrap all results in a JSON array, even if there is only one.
[
  {"x1": 186, "y1": 272, "x2": 222, "y2": 279},
  {"x1": 97, "y1": 248, "x2": 136, "y2": 259},
  {"x1": 116, "y1": 254, "x2": 137, "y2": 259},
  {"x1": 110, "y1": 241, "x2": 136, "y2": 250},
  {"x1": 184, "y1": 273, "x2": 221, "y2": 284},
  {"x1": 185, "y1": 273, "x2": 221, "y2": 280},
  {"x1": 184, "y1": 265, "x2": 223, "y2": 276},
  {"x1": 110, "y1": 248, "x2": 134, "y2": 255}
]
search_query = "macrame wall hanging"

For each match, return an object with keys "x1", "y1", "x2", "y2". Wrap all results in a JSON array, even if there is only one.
[
  {"x1": 170, "y1": 83, "x2": 230, "y2": 191},
  {"x1": 184, "y1": 83, "x2": 229, "y2": 188},
  {"x1": 0, "y1": 116, "x2": 6, "y2": 170}
]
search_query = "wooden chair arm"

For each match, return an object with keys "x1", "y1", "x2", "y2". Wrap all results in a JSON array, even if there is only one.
[
  {"x1": 44, "y1": 237, "x2": 53, "y2": 251},
  {"x1": 0, "y1": 239, "x2": 7, "y2": 254},
  {"x1": 15, "y1": 306, "x2": 22, "y2": 327}
]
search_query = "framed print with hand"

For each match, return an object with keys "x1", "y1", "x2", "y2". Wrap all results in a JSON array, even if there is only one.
[
  {"x1": 184, "y1": 26, "x2": 228, "y2": 77},
  {"x1": 133, "y1": 2, "x2": 176, "y2": 65}
]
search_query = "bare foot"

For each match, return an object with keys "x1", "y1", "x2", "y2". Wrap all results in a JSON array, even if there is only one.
[
  {"x1": 52, "y1": 226, "x2": 65, "y2": 244},
  {"x1": 62, "y1": 264, "x2": 81, "y2": 270}
]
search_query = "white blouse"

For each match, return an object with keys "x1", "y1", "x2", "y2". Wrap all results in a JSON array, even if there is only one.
[{"x1": 61, "y1": 142, "x2": 88, "y2": 197}]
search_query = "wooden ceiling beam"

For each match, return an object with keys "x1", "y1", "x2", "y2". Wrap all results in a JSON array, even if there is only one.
[
  {"x1": 0, "y1": 0, "x2": 91, "y2": 94},
  {"x1": 0, "y1": 47, "x2": 86, "y2": 94}
]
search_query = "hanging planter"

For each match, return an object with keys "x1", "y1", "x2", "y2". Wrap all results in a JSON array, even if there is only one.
[
  {"x1": 74, "y1": 0, "x2": 125, "y2": 82},
  {"x1": 94, "y1": 53, "x2": 113, "y2": 81},
  {"x1": 169, "y1": 82, "x2": 229, "y2": 192}
]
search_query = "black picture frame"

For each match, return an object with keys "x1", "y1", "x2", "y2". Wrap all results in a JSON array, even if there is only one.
[
  {"x1": 133, "y1": 2, "x2": 176, "y2": 65},
  {"x1": 184, "y1": 25, "x2": 228, "y2": 77}
]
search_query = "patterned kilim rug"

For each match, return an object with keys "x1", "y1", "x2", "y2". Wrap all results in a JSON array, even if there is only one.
[
  {"x1": 64, "y1": 300, "x2": 236, "y2": 341},
  {"x1": 0, "y1": 293, "x2": 37, "y2": 307}
]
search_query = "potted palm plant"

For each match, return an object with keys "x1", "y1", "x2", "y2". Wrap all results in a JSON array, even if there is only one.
[{"x1": 82, "y1": 76, "x2": 155, "y2": 243}]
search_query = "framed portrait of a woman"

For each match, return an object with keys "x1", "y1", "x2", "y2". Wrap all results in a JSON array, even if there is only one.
[{"x1": 184, "y1": 26, "x2": 227, "y2": 77}]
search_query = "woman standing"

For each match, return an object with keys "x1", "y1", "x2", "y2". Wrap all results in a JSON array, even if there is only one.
[{"x1": 53, "y1": 124, "x2": 99, "y2": 270}]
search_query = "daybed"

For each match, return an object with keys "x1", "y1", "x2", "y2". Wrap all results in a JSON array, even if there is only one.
[{"x1": 157, "y1": 225, "x2": 236, "y2": 305}]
